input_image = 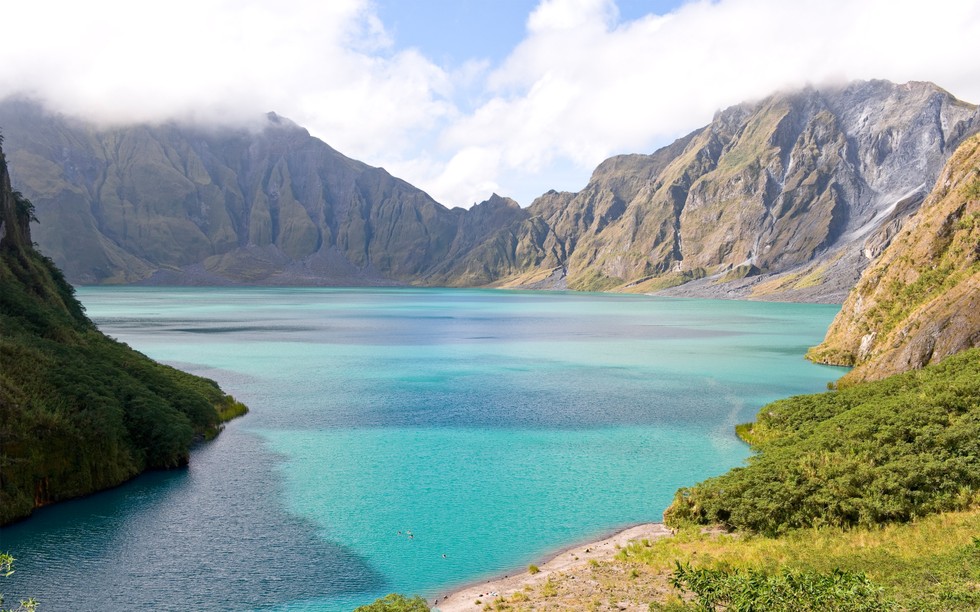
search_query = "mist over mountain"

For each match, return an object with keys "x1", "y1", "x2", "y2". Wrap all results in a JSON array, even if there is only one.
[{"x1": 1, "y1": 79, "x2": 976, "y2": 300}]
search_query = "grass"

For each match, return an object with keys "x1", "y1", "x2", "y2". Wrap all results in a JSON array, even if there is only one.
[
  {"x1": 750, "y1": 250, "x2": 846, "y2": 298},
  {"x1": 620, "y1": 509, "x2": 980, "y2": 610},
  {"x1": 964, "y1": 171, "x2": 980, "y2": 200},
  {"x1": 866, "y1": 258, "x2": 975, "y2": 340},
  {"x1": 790, "y1": 262, "x2": 830, "y2": 290},
  {"x1": 617, "y1": 269, "x2": 707, "y2": 293}
]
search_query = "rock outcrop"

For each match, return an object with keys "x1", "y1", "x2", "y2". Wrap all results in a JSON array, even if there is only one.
[{"x1": 807, "y1": 133, "x2": 980, "y2": 383}]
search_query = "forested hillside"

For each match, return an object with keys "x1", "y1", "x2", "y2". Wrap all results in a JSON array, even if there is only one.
[
  {"x1": 0, "y1": 135, "x2": 246, "y2": 524},
  {"x1": 664, "y1": 347, "x2": 980, "y2": 535}
]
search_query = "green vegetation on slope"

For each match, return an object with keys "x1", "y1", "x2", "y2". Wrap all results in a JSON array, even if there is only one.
[
  {"x1": 0, "y1": 137, "x2": 246, "y2": 525},
  {"x1": 668, "y1": 563, "x2": 888, "y2": 611},
  {"x1": 663, "y1": 348, "x2": 980, "y2": 535},
  {"x1": 626, "y1": 509, "x2": 980, "y2": 610},
  {"x1": 645, "y1": 347, "x2": 980, "y2": 609}
]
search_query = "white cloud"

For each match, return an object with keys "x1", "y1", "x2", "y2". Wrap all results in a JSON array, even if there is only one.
[
  {"x1": 426, "y1": 0, "x2": 980, "y2": 207},
  {"x1": 0, "y1": 0, "x2": 452, "y2": 159},
  {"x1": 2, "y1": 0, "x2": 979, "y2": 209},
  {"x1": 526, "y1": 0, "x2": 618, "y2": 33}
]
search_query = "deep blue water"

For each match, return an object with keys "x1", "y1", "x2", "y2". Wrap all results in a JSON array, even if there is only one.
[{"x1": 0, "y1": 288, "x2": 846, "y2": 610}]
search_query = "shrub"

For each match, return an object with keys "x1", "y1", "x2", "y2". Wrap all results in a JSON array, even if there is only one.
[
  {"x1": 665, "y1": 349, "x2": 980, "y2": 534},
  {"x1": 670, "y1": 562, "x2": 892, "y2": 611},
  {"x1": 353, "y1": 593, "x2": 429, "y2": 611}
]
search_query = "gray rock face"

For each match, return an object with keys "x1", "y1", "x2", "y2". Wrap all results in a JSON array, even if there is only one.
[
  {"x1": 807, "y1": 132, "x2": 980, "y2": 382},
  {"x1": 514, "y1": 80, "x2": 979, "y2": 299}
]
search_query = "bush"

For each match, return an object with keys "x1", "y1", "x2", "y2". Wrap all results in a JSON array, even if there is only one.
[
  {"x1": 353, "y1": 593, "x2": 429, "y2": 611},
  {"x1": 665, "y1": 349, "x2": 980, "y2": 534},
  {"x1": 670, "y1": 562, "x2": 892, "y2": 611}
]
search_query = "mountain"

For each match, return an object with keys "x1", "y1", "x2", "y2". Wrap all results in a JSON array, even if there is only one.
[
  {"x1": 658, "y1": 133, "x2": 980, "y2": 568},
  {"x1": 0, "y1": 99, "x2": 526, "y2": 286},
  {"x1": 0, "y1": 135, "x2": 246, "y2": 524},
  {"x1": 648, "y1": 127, "x2": 980, "y2": 612},
  {"x1": 807, "y1": 133, "x2": 980, "y2": 383},
  {"x1": 662, "y1": 134, "x2": 980, "y2": 539},
  {"x1": 1, "y1": 80, "x2": 976, "y2": 299},
  {"x1": 496, "y1": 80, "x2": 978, "y2": 300}
]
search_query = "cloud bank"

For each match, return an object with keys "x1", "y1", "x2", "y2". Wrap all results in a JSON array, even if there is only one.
[{"x1": 2, "y1": 0, "x2": 979, "y2": 207}]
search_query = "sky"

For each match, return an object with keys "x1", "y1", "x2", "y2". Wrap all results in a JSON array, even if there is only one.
[{"x1": 2, "y1": 0, "x2": 979, "y2": 208}]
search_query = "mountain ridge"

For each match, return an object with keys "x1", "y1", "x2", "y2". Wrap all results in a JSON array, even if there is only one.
[
  {"x1": 510, "y1": 79, "x2": 979, "y2": 300},
  {"x1": 0, "y1": 97, "x2": 516, "y2": 286},
  {"x1": 1, "y1": 79, "x2": 977, "y2": 300}
]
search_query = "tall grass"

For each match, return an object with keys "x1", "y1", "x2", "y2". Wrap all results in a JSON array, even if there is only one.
[{"x1": 623, "y1": 509, "x2": 980, "y2": 610}]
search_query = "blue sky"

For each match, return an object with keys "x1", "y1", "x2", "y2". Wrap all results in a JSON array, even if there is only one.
[
  {"x1": 376, "y1": 0, "x2": 684, "y2": 68},
  {"x1": 377, "y1": 0, "x2": 545, "y2": 68},
  {"x1": 2, "y1": 1, "x2": 980, "y2": 208}
]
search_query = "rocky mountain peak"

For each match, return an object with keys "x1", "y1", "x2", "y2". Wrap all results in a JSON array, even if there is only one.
[
  {"x1": 519, "y1": 79, "x2": 979, "y2": 299},
  {"x1": 476, "y1": 193, "x2": 521, "y2": 210}
]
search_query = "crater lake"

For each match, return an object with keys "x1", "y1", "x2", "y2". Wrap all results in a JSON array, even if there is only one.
[{"x1": 1, "y1": 287, "x2": 846, "y2": 610}]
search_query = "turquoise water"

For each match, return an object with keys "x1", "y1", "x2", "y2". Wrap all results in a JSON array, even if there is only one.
[{"x1": 0, "y1": 288, "x2": 846, "y2": 610}]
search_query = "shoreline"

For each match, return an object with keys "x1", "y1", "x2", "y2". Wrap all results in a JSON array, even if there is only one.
[{"x1": 432, "y1": 523, "x2": 673, "y2": 611}]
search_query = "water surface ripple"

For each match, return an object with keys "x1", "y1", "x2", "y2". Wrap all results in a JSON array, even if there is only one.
[{"x1": 1, "y1": 288, "x2": 846, "y2": 610}]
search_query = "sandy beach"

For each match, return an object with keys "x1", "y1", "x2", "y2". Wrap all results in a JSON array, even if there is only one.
[{"x1": 432, "y1": 523, "x2": 673, "y2": 611}]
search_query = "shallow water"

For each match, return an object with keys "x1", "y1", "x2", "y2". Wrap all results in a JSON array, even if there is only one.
[{"x1": 1, "y1": 288, "x2": 846, "y2": 610}]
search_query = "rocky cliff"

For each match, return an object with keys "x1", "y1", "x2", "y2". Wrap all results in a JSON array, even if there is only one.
[
  {"x1": 807, "y1": 133, "x2": 980, "y2": 383},
  {"x1": 505, "y1": 80, "x2": 979, "y2": 300}
]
